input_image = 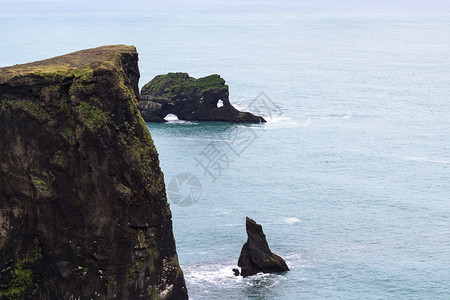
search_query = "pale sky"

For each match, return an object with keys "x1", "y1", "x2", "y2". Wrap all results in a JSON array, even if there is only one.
[{"x1": 1, "y1": 0, "x2": 450, "y2": 15}]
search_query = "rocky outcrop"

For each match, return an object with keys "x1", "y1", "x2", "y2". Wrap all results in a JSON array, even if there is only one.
[
  {"x1": 237, "y1": 217, "x2": 289, "y2": 277},
  {"x1": 139, "y1": 73, "x2": 266, "y2": 123},
  {"x1": 0, "y1": 45, "x2": 188, "y2": 299}
]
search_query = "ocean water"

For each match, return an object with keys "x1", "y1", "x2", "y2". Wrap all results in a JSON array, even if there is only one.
[{"x1": 1, "y1": 1, "x2": 449, "y2": 299}]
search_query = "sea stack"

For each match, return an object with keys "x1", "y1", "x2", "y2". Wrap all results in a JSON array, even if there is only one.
[
  {"x1": 0, "y1": 45, "x2": 188, "y2": 299},
  {"x1": 139, "y1": 72, "x2": 266, "y2": 123},
  {"x1": 237, "y1": 217, "x2": 289, "y2": 277}
]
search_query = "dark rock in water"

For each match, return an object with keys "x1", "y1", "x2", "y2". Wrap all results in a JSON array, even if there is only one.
[
  {"x1": 139, "y1": 72, "x2": 266, "y2": 123},
  {"x1": 238, "y1": 217, "x2": 289, "y2": 277},
  {"x1": 232, "y1": 268, "x2": 240, "y2": 276},
  {"x1": 0, "y1": 45, "x2": 188, "y2": 299}
]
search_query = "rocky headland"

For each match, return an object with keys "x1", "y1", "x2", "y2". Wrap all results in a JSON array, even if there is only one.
[
  {"x1": 0, "y1": 45, "x2": 188, "y2": 299},
  {"x1": 139, "y1": 72, "x2": 266, "y2": 123}
]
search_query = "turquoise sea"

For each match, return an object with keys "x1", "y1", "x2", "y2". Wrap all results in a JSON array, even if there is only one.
[{"x1": 1, "y1": 1, "x2": 449, "y2": 299}]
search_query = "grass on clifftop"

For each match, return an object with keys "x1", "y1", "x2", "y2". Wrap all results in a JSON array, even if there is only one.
[
  {"x1": 0, "y1": 45, "x2": 136, "y2": 84},
  {"x1": 141, "y1": 73, "x2": 227, "y2": 99}
]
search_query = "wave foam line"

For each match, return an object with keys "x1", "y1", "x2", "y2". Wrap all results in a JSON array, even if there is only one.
[{"x1": 404, "y1": 156, "x2": 450, "y2": 164}]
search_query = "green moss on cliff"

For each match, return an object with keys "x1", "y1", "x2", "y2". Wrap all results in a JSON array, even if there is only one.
[
  {"x1": 5, "y1": 100, "x2": 49, "y2": 123},
  {"x1": 105, "y1": 275, "x2": 117, "y2": 287},
  {"x1": 180, "y1": 74, "x2": 226, "y2": 94},
  {"x1": 136, "y1": 229, "x2": 150, "y2": 249},
  {"x1": 69, "y1": 67, "x2": 94, "y2": 81},
  {"x1": 146, "y1": 286, "x2": 161, "y2": 299},
  {"x1": 61, "y1": 125, "x2": 76, "y2": 142},
  {"x1": 31, "y1": 177, "x2": 51, "y2": 193},
  {"x1": 127, "y1": 259, "x2": 143, "y2": 281},
  {"x1": 0, "y1": 45, "x2": 133, "y2": 84},
  {"x1": 0, "y1": 45, "x2": 187, "y2": 299},
  {"x1": 141, "y1": 72, "x2": 192, "y2": 98},
  {"x1": 0, "y1": 269, "x2": 33, "y2": 297},
  {"x1": 169, "y1": 255, "x2": 183, "y2": 277},
  {"x1": 78, "y1": 101, "x2": 111, "y2": 129},
  {"x1": 0, "y1": 247, "x2": 42, "y2": 298},
  {"x1": 117, "y1": 72, "x2": 139, "y2": 107},
  {"x1": 141, "y1": 73, "x2": 226, "y2": 99}
]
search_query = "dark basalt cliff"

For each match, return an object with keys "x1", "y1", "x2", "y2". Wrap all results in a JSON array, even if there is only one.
[
  {"x1": 0, "y1": 45, "x2": 188, "y2": 299},
  {"x1": 139, "y1": 73, "x2": 266, "y2": 123}
]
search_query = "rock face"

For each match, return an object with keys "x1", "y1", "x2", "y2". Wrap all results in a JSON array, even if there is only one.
[
  {"x1": 0, "y1": 45, "x2": 188, "y2": 299},
  {"x1": 238, "y1": 217, "x2": 289, "y2": 277},
  {"x1": 139, "y1": 72, "x2": 266, "y2": 123}
]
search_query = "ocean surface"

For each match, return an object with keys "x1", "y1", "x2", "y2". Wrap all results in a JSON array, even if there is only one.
[{"x1": 1, "y1": 1, "x2": 449, "y2": 299}]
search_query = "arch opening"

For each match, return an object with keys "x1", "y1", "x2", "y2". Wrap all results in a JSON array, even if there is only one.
[{"x1": 164, "y1": 113, "x2": 180, "y2": 122}]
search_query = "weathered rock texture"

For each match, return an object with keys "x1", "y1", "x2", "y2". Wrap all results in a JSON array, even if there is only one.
[
  {"x1": 139, "y1": 72, "x2": 266, "y2": 123},
  {"x1": 238, "y1": 217, "x2": 289, "y2": 277},
  {"x1": 0, "y1": 45, "x2": 188, "y2": 299}
]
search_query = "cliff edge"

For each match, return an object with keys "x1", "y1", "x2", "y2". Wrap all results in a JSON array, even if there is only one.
[{"x1": 0, "y1": 45, "x2": 188, "y2": 299}]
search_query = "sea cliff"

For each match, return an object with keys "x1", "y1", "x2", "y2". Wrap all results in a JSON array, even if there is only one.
[{"x1": 0, "y1": 45, "x2": 188, "y2": 299}]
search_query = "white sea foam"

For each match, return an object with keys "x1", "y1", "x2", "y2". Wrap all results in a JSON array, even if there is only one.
[
  {"x1": 267, "y1": 115, "x2": 292, "y2": 123},
  {"x1": 315, "y1": 113, "x2": 357, "y2": 120},
  {"x1": 249, "y1": 115, "x2": 311, "y2": 129},
  {"x1": 339, "y1": 148, "x2": 363, "y2": 153},
  {"x1": 232, "y1": 104, "x2": 250, "y2": 112},
  {"x1": 163, "y1": 114, "x2": 198, "y2": 124},
  {"x1": 184, "y1": 264, "x2": 242, "y2": 286},
  {"x1": 181, "y1": 252, "x2": 302, "y2": 297},
  {"x1": 282, "y1": 252, "x2": 308, "y2": 269},
  {"x1": 342, "y1": 113, "x2": 353, "y2": 119},
  {"x1": 404, "y1": 156, "x2": 450, "y2": 164},
  {"x1": 183, "y1": 262, "x2": 287, "y2": 288},
  {"x1": 232, "y1": 102, "x2": 273, "y2": 118},
  {"x1": 179, "y1": 137, "x2": 233, "y2": 142},
  {"x1": 165, "y1": 120, "x2": 197, "y2": 124},
  {"x1": 283, "y1": 217, "x2": 301, "y2": 224},
  {"x1": 210, "y1": 208, "x2": 233, "y2": 216},
  {"x1": 222, "y1": 223, "x2": 240, "y2": 227}
]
